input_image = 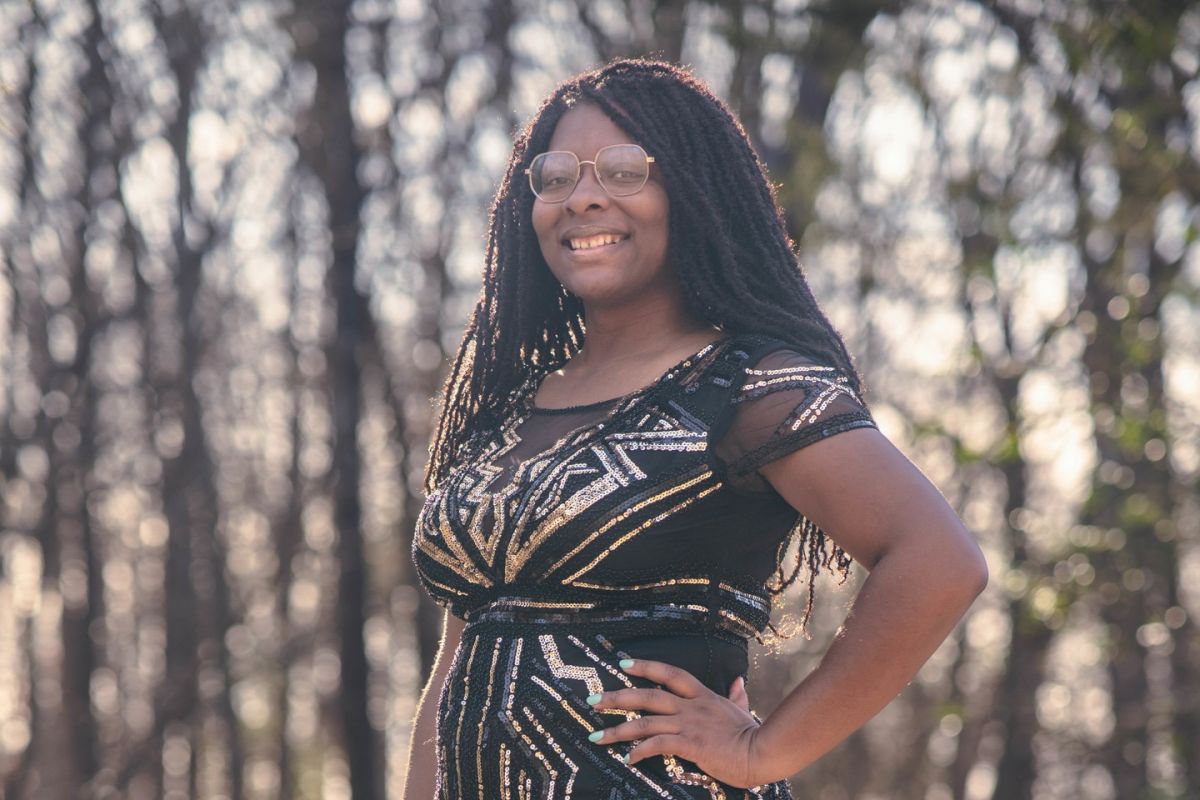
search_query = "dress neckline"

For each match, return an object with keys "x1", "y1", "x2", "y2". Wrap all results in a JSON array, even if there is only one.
[{"x1": 524, "y1": 335, "x2": 733, "y2": 415}]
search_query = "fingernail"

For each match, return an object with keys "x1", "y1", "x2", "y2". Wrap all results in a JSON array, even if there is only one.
[
  {"x1": 588, "y1": 730, "x2": 604, "y2": 742},
  {"x1": 621, "y1": 753, "x2": 630, "y2": 764},
  {"x1": 586, "y1": 694, "x2": 602, "y2": 706},
  {"x1": 619, "y1": 658, "x2": 634, "y2": 669}
]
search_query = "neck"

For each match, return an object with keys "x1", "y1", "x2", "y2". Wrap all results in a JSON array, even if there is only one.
[{"x1": 574, "y1": 286, "x2": 722, "y2": 367}]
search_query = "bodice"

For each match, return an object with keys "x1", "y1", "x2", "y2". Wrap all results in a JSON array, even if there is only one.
[{"x1": 413, "y1": 332, "x2": 878, "y2": 649}]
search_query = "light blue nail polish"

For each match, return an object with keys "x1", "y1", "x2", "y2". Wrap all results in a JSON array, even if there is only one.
[
  {"x1": 588, "y1": 730, "x2": 604, "y2": 742},
  {"x1": 619, "y1": 658, "x2": 634, "y2": 669},
  {"x1": 586, "y1": 693, "x2": 602, "y2": 705},
  {"x1": 622, "y1": 753, "x2": 630, "y2": 764}
]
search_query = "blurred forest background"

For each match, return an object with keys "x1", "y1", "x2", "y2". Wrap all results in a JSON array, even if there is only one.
[{"x1": 0, "y1": 0, "x2": 1198, "y2": 798}]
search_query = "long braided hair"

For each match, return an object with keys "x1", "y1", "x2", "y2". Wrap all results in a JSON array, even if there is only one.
[{"x1": 422, "y1": 57, "x2": 871, "y2": 639}]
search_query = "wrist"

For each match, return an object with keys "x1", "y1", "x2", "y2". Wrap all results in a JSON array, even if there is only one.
[{"x1": 748, "y1": 713, "x2": 806, "y2": 786}]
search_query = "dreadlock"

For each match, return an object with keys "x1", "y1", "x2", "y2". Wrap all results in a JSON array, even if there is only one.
[{"x1": 422, "y1": 57, "x2": 872, "y2": 640}]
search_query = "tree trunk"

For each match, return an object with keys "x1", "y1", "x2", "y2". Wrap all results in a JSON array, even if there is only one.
[{"x1": 291, "y1": 2, "x2": 380, "y2": 796}]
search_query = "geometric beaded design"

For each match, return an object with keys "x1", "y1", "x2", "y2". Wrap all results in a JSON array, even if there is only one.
[{"x1": 414, "y1": 332, "x2": 878, "y2": 797}]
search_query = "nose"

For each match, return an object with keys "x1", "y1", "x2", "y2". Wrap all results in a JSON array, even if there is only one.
[{"x1": 563, "y1": 160, "x2": 608, "y2": 213}]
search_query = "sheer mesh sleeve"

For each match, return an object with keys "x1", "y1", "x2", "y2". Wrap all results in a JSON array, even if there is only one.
[{"x1": 712, "y1": 347, "x2": 878, "y2": 494}]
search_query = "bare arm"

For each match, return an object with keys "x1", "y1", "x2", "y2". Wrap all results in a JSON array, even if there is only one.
[
  {"x1": 401, "y1": 610, "x2": 466, "y2": 800},
  {"x1": 750, "y1": 426, "x2": 988, "y2": 783}
]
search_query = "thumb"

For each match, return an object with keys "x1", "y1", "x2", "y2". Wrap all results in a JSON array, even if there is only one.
[{"x1": 728, "y1": 675, "x2": 750, "y2": 712}]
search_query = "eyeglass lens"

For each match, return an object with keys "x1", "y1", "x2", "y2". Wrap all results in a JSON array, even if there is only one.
[{"x1": 529, "y1": 145, "x2": 650, "y2": 202}]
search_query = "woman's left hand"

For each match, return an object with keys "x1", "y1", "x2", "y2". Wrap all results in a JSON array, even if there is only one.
[{"x1": 586, "y1": 658, "x2": 773, "y2": 789}]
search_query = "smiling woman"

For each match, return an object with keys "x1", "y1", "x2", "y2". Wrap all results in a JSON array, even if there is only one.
[
  {"x1": 530, "y1": 108, "x2": 671, "y2": 312},
  {"x1": 403, "y1": 58, "x2": 987, "y2": 799}
]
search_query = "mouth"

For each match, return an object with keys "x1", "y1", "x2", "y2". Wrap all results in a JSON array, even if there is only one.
[{"x1": 562, "y1": 232, "x2": 630, "y2": 252}]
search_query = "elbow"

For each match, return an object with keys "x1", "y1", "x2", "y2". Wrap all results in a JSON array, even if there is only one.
[
  {"x1": 925, "y1": 522, "x2": 988, "y2": 603},
  {"x1": 882, "y1": 520, "x2": 990, "y2": 600},
  {"x1": 956, "y1": 534, "x2": 989, "y2": 600},
  {"x1": 967, "y1": 556, "x2": 989, "y2": 598}
]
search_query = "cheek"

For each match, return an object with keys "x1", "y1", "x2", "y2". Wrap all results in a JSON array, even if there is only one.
[
  {"x1": 531, "y1": 202, "x2": 558, "y2": 244},
  {"x1": 640, "y1": 192, "x2": 671, "y2": 250}
]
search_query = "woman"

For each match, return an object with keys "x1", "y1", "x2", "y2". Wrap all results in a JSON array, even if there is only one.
[{"x1": 403, "y1": 58, "x2": 987, "y2": 798}]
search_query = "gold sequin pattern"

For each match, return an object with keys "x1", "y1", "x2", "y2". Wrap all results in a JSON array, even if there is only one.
[{"x1": 415, "y1": 334, "x2": 870, "y2": 798}]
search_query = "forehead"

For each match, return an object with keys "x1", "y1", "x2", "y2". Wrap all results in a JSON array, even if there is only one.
[{"x1": 546, "y1": 102, "x2": 636, "y2": 155}]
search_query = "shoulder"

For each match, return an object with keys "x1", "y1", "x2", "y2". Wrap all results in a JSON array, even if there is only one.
[
  {"x1": 725, "y1": 333, "x2": 826, "y2": 366},
  {"x1": 726, "y1": 334, "x2": 863, "y2": 404}
]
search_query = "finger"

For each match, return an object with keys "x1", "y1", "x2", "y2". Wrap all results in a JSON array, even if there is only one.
[
  {"x1": 728, "y1": 676, "x2": 750, "y2": 712},
  {"x1": 589, "y1": 687, "x2": 681, "y2": 715},
  {"x1": 588, "y1": 713, "x2": 680, "y2": 746},
  {"x1": 617, "y1": 658, "x2": 704, "y2": 699},
  {"x1": 624, "y1": 733, "x2": 691, "y2": 766}
]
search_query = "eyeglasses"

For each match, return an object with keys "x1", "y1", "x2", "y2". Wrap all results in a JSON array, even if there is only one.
[{"x1": 525, "y1": 144, "x2": 656, "y2": 203}]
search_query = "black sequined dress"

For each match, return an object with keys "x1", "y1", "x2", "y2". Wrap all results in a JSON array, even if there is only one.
[{"x1": 412, "y1": 333, "x2": 878, "y2": 799}]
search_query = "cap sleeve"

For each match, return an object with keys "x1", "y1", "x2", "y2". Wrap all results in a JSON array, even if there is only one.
[{"x1": 712, "y1": 347, "x2": 878, "y2": 494}]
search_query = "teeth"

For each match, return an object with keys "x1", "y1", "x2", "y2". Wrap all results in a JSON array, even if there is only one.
[{"x1": 568, "y1": 234, "x2": 626, "y2": 251}]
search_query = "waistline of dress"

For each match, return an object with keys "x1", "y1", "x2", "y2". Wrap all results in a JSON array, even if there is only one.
[{"x1": 459, "y1": 587, "x2": 770, "y2": 645}]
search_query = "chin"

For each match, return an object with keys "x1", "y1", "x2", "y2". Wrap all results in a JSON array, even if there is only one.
[
  {"x1": 573, "y1": 280, "x2": 651, "y2": 308},
  {"x1": 551, "y1": 265, "x2": 627, "y2": 292}
]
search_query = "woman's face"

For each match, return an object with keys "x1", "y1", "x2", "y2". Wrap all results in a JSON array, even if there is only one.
[{"x1": 530, "y1": 102, "x2": 672, "y2": 307}]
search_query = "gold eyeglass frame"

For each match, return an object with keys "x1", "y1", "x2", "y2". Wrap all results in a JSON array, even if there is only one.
[{"x1": 524, "y1": 144, "x2": 656, "y2": 203}]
